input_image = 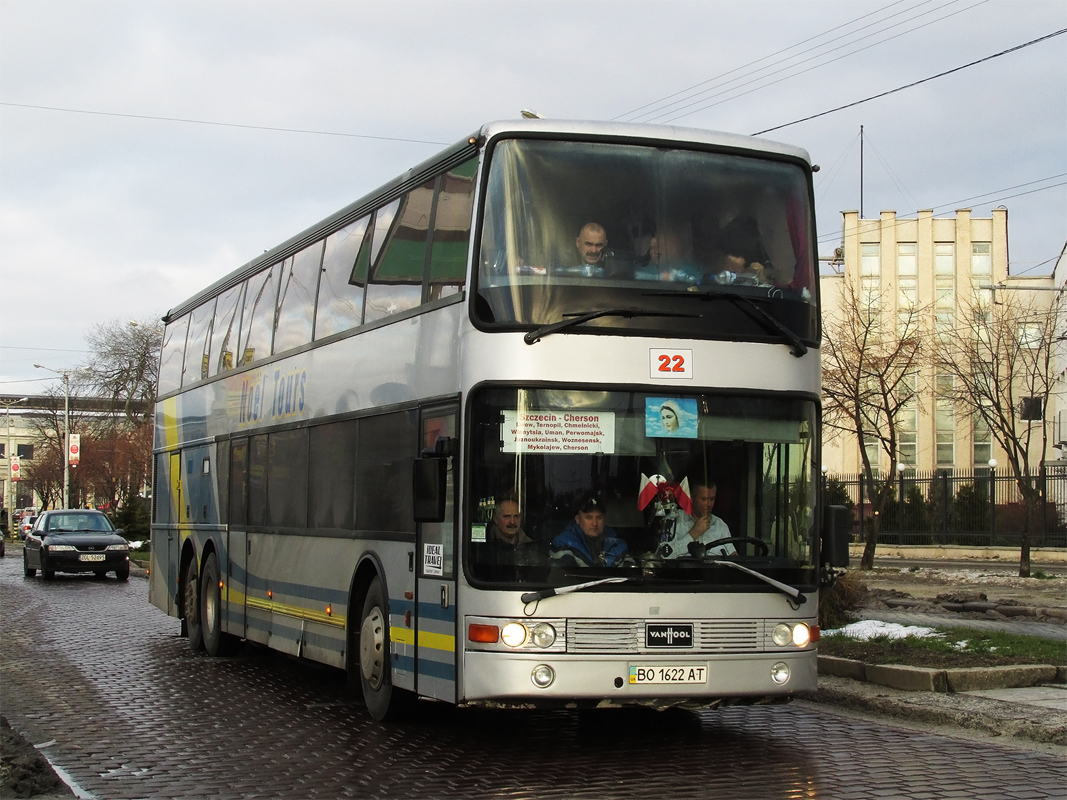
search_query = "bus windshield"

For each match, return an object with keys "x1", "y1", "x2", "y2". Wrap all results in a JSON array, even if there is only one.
[
  {"x1": 467, "y1": 387, "x2": 818, "y2": 590},
  {"x1": 475, "y1": 138, "x2": 816, "y2": 344}
]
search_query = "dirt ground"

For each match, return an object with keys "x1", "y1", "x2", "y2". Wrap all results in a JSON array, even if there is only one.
[
  {"x1": 857, "y1": 564, "x2": 1067, "y2": 618},
  {"x1": 0, "y1": 717, "x2": 71, "y2": 799}
]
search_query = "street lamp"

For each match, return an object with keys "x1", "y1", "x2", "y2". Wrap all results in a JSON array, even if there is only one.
[
  {"x1": 988, "y1": 458, "x2": 998, "y2": 542},
  {"x1": 33, "y1": 364, "x2": 71, "y2": 509},
  {"x1": 896, "y1": 462, "x2": 906, "y2": 535},
  {"x1": 2, "y1": 397, "x2": 28, "y2": 534}
]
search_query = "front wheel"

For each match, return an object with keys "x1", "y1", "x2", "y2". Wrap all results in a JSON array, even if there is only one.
[
  {"x1": 41, "y1": 555, "x2": 54, "y2": 581},
  {"x1": 23, "y1": 552, "x2": 36, "y2": 578},
  {"x1": 183, "y1": 558, "x2": 203, "y2": 651},
  {"x1": 357, "y1": 578, "x2": 411, "y2": 721},
  {"x1": 115, "y1": 564, "x2": 130, "y2": 582},
  {"x1": 200, "y1": 551, "x2": 238, "y2": 656}
]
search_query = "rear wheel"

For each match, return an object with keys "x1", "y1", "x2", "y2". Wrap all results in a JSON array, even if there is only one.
[
  {"x1": 357, "y1": 577, "x2": 411, "y2": 721},
  {"x1": 200, "y1": 551, "x2": 238, "y2": 656},
  {"x1": 183, "y1": 558, "x2": 203, "y2": 651}
]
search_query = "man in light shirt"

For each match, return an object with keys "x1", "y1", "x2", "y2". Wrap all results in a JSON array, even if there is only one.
[{"x1": 665, "y1": 480, "x2": 736, "y2": 558}]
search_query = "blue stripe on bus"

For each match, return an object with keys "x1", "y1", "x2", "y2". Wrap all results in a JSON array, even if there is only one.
[
  {"x1": 417, "y1": 601, "x2": 457, "y2": 623},
  {"x1": 416, "y1": 658, "x2": 456, "y2": 682}
]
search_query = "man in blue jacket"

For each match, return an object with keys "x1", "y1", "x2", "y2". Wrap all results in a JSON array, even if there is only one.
[{"x1": 550, "y1": 492, "x2": 634, "y2": 568}]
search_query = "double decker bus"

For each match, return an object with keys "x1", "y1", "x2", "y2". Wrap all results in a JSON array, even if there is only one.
[{"x1": 149, "y1": 119, "x2": 848, "y2": 720}]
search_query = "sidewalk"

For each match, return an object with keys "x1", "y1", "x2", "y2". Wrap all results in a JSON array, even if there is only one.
[{"x1": 811, "y1": 611, "x2": 1067, "y2": 747}]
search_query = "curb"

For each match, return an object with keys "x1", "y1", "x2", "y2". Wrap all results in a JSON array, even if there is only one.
[
  {"x1": 818, "y1": 655, "x2": 1063, "y2": 692},
  {"x1": 811, "y1": 675, "x2": 1067, "y2": 747}
]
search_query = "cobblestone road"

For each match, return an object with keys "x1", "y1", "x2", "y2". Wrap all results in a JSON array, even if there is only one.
[{"x1": 1, "y1": 554, "x2": 1064, "y2": 799}]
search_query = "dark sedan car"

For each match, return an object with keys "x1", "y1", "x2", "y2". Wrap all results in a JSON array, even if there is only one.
[{"x1": 23, "y1": 510, "x2": 130, "y2": 581}]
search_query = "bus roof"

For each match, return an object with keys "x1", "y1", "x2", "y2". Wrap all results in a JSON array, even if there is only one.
[{"x1": 163, "y1": 119, "x2": 811, "y2": 323}]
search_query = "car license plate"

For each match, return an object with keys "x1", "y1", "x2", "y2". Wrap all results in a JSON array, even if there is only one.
[
  {"x1": 629, "y1": 665, "x2": 707, "y2": 685},
  {"x1": 79, "y1": 554, "x2": 105, "y2": 562}
]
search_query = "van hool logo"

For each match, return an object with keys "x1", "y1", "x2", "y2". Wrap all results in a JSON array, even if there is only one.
[{"x1": 645, "y1": 623, "x2": 694, "y2": 648}]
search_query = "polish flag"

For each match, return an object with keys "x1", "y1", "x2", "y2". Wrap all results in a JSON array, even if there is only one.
[
  {"x1": 638, "y1": 474, "x2": 666, "y2": 510},
  {"x1": 675, "y1": 477, "x2": 693, "y2": 516}
]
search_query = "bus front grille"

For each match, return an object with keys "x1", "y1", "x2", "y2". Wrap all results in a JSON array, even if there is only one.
[{"x1": 566, "y1": 619, "x2": 762, "y2": 654}]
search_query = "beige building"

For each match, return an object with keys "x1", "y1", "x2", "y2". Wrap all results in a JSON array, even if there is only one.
[{"x1": 820, "y1": 208, "x2": 1056, "y2": 478}]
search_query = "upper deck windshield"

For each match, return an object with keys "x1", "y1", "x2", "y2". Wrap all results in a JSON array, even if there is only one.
[
  {"x1": 468, "y1": 387, "x2": 818, "y2": 591},
  {"x1": 475, "y1": 137, "x2": 817, "y2": 344}
]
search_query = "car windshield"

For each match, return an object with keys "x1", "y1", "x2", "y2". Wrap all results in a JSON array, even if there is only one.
[
  {"x1": 46, "y1": 513, "x2": 113, "y2": 532},
  {"x1": 467, "y1": 387, "x2": 818, "y2": 590},
  {"x1": 475, "y1": 138, "x2": 816, "y2": 344}
]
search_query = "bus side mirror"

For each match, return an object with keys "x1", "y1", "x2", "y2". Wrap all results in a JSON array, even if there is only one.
[
  {"x1": 413, "y1": 440, "x2": 450, "y2": 523},
  {"x1": 821, "y1": 505, "x2": 850, "y2": 568}
]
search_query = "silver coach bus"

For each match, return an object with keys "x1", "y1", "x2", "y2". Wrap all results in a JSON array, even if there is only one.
[{"x1": 149, "y1": 119, "x2": 847, "y2": 721}]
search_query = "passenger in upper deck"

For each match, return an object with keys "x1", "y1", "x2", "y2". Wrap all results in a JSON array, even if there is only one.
[
  {"x1": 549, "y1": 492, "x2": 634, "y2": 568},
  {"x1": 554, "y1": 222, "x2": 608, "y2": 278},
  {"x1": 711, "y1": 216, "x2": 780, "y2": 287}
]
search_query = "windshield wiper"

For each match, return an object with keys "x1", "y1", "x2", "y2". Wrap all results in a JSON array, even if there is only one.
[
  {"x1": 711, "y1": 560, "x2": 807, "y2": 605},
  {"x1": 524, "y1": 308, "x2": 698, "y2": 345},
  {"x1": 521, "y1": 576, "x2": 631, "y2": 604},
  {"x1": 652, "y1": 289, "x2": 807, "y2": 357}
]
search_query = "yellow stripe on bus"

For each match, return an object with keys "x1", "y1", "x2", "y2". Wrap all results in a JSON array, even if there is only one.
[
  {"x1": 244, "y1": 594, "x2": 346, "y2": 628},
  {"x1": 391, "y1": 627, "x2": 416, "y2": 646},
  {"x1": 390, "y1": 627, "x2": 454, "y2": 652}
]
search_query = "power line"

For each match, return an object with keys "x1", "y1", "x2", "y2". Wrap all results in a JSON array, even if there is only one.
[
  {"x1": 753, "y1": 28, "x2": 1067, "y2": 135},
  {"x1": 615, "y1": 0, "x2": 924, "y2": 121},
  {"x1": 652, "y1": 0, "x2": 984, "y2": 125},
  {"x1": 0, "y1": 102, "x2": 452, "y2": 146}
]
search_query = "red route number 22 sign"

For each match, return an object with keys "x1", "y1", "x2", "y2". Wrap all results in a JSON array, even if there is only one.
[{"x1": 649, "y1": 348, "x2": 693, "y2": 380}]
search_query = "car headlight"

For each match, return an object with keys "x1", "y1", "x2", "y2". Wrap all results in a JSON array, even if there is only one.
[
  {"x1": 48, "y1": 545, "x2": 76, "y2": 552},
  {"x1": 500, "y1": 622, "x2": 528, "y2": 648},
  {"x1": 530, "y1": 623, "x2": 556, "y2": 648},
  {"x1": 106, "y1": 543, "x2": 129, "y2": 551}
]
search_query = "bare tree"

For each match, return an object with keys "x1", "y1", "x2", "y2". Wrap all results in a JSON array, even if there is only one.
[
  {"x1": 83, "y1": 317, "x2": 163, "y2": 422},
  {"x1": 934, "y1": 288, "x2": 1062, "y2": 577},
  {"x1": 822, "y1": 276, "x2": 925, "y2": 569}
]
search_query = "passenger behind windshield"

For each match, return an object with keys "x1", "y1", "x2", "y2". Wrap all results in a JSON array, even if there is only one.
[
  {"x1": 481, "y1": 490, "x2": 541, "y2": 567},
  {"x1": 712, "y1": 216, "x2": 780, "y2": 287},
  {"x1": 550, "y1": 491, "x2": 635, "y2": 568}
]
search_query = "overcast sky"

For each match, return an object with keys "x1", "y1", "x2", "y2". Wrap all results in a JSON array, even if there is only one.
[{"x1": 2, "y1": 0, "x2": 1064, "y2": 395}]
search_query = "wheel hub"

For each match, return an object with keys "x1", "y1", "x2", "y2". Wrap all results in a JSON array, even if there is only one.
[{"x1": 360, "y1": 606, "x2": 386, "y2": 688}]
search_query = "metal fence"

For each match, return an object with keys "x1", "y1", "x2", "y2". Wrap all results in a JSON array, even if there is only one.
[{"x1": 824, "y1": 465, "x2": 1067, "y2": 548}]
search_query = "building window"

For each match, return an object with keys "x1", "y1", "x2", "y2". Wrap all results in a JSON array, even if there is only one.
[
  {"x1": 897, "y1": 371, "x2": 918, "y2": 466},
  {"x1": 16, "y1": 444, "x2": 33, "y2": 460},
  {"x1": 971, "y1": 242, "x2": 993, "y2": 307},
  {"x1": 934, "y1": 243, "x2": 955, "y2": 334},
  {"x1": 973, "y1": 418, "x2": 992, "y2": 466},
  {"x1": 862, "y1": 435, "x2": 881, "y2": 480},
  {"x1": 897, "y1": 243, "x2": 918, "y2": 334},
  {"x1": 935, "y1": 374, "x2": 955, "y2": 466},
  {"x1": 860, "y1": 243, "x2": 881, "y2": 329}
]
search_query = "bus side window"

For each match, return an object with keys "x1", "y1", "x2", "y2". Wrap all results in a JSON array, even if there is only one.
[
  {"x1": 426, "y1": 158, "x2": 476, "y2": 302},
  {"x1": 364, "y1": 188, "x2": 430, "y2": 324},
  {"x1": 314, "y1": 217, "x2": 370, "y2": 340},
  {"x1": 274, "y1": 240, "x2": 324, "y2": 354}
]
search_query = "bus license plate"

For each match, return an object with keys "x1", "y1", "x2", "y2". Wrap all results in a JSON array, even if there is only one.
[
  {"x1": 629, "y1": 665, "x2": 707, "y2": 685},
  {"x1": 79, "y1": 554, "x2": 105, "y2": 562}
]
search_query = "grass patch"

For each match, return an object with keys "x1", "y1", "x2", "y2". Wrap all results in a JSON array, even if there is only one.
[{"x1": 819, "y1": 627, "x2": 1067, "y2": 669}]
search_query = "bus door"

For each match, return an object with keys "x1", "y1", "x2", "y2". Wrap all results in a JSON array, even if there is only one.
[{"x1": 415, "y1": 407, "x2": 458, "y2": 702}]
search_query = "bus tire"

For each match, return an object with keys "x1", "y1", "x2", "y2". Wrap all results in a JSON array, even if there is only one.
[
  {"x1": 184, "y1": 558, "x2": 204, "y2": 651},
  {"x1": 200, "y1": 551, "x2": 238, "y2": 656},
  {"x1": 358, "y1": 577, "x2": 410, "y2": 721}
]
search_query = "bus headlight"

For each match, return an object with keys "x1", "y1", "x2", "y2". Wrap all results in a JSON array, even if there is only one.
[
  {"x1": 531, "y1": 664, "x2": 555, "y2": 688},
  {"x1": 501, "y1": 622, "x2": 528, "y2": 648},
  {"x1": 792, "y1": 623, "x2": 811, "y2": 647},
  {"x1": 772, "y1": 624, "x2": 792, "y2": 646},
  {"x1": 530, "y1": 623, "x2": 556, "y2": 648},
  {"x1": 770, "y1": 662, "x2": 790, "y2": 685}
]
